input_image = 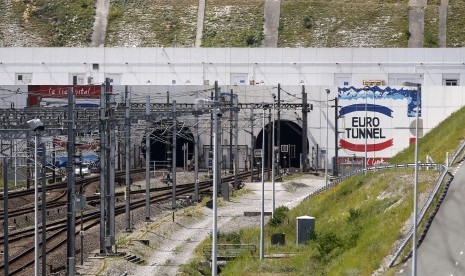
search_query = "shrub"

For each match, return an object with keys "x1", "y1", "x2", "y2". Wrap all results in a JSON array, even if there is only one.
[
  {"x1": 218, "y1": 231, "x2": 241, "y2": 244},
  {"x1": 347, "y1": 208, "x2": 361, "y2": 222},
  {"x1": 269, "y1": 206, "x2": 289, "y2": 227},
  {"x1": 317, "y1": 232, "x2": 343, "y2": 256},
  {"x1": 303, "y1": 16, "x2": 313, "y2": 29}
]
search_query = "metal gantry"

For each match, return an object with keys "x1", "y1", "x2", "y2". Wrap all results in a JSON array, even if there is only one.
[{"x1": 0, "y1": 82, "x2": 316, "y2": 275}]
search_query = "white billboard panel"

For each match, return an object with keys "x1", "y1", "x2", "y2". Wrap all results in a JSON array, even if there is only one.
[{"x1": 338, "y1": 86, "x2": 420, "y2": 163}]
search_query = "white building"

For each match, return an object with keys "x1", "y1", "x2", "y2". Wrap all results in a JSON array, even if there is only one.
[
  {"x1": 1, "y1": 47, "x2": 465, "y2": 174},
  {"x1": 1, "y1": 47, "x2": 465, "y2": 86}
]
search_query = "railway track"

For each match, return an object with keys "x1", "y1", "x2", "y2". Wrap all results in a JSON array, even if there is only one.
[
  {"x1": 0, "y1": 170, "x2": 254, "y2": 275},
  {"x1": 0, "y1": 168, "x2": 146, "y2": 221},
  {"x1": 0, "y1": 168, "x2": 146, "y2": 201}
]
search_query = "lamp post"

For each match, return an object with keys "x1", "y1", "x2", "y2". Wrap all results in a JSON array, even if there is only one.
[
  {"x1": 271, "y1": 94, "x2": 276, "y2": 217},
  {"x1": 365, "y1": 87, "x2": 368, "y2": 174},
  {"x1": 402, "y1": 81, "x2": 421, "y2": 276},
  {"x1": 325, "y1": 89, "x2": 330, "y2": 186},
  {"x1": 260, "y1": 102, "x2": 269, "y2": 260},
  {"x1": 194, "y1": 98, "x2": 221, "y2": 276},
  {"x1": 27, "y1": 118, "x2": 44, "y2": 276}
]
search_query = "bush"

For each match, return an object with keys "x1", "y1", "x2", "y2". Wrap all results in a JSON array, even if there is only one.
[
  {"x1": 317, "y1": 232, "x2": 343, "y2": 256},
  {"x1": 347, "y1": 208, "x2": 361, "y2": 222},
  {"x1": 303, "y1": 16, "x2": 313, "y2": 29},
  {"x1": 218, "y1": 231, "x2": 241, "y2": 244},
  {"x1": 269, "y1": 206, "x2": 289, "y2": 227}
]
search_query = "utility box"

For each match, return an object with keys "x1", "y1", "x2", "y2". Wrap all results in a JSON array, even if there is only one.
[
  {"x1": 271, "y1": 233, "x2": 285, "y2": 245},
  {"x1": 296, "y1": 216, "x2": 315, "y2": 245},
  {"x1": 75, "y1": 194, "x2": 87, "y2": 212}
]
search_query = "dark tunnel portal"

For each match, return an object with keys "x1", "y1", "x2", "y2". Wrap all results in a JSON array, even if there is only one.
[
  {"x1": 255, "y1": 120, "x2": 307, "y2": 168},
  {"x1": 143, "y1": 123, "x2": 195, "y2": 168}
]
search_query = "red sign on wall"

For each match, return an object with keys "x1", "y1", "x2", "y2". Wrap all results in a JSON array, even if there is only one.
[
  {"x1": 338, "y1": 156, "x2": 389, "y2": 167},
  {"x1": 27, "y1": 85, "x2": 102, "y2": 107}
]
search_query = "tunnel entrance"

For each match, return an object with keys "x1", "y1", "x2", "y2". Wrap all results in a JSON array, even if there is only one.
[
  {"x1": 142, "y1": 121, "x2": 194, "y2": 169},
  {"x1": 255, "y1": 120, "x2": 307, "y2": 169}
]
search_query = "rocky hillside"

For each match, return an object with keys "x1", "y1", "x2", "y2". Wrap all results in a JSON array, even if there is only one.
[
  {"x1": 279, "y1": 0, "x2": 409, "y2": 47},
  {"x1": 105, "y1": 0, "x2": 198, "y2": 47},
  {"x1": 1, "y1": 0, "x2": 94, "y2": 47},
  {"x1": 1, "y1": 0, "x2": 465, "y2": 47}
]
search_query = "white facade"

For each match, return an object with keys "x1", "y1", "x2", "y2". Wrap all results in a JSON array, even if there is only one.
[
  {"x1": 1, "y1": 47, "x2": 465, "y2": 171},
  {"x1": 1, "y1": 48, "x2": 465, "y2": 86}
]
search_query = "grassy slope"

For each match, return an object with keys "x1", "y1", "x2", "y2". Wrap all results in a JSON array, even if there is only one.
[
  {"x1": 3, "y1": 0, "x2": 465, "y2": 48},
  {"x1": 11, "y1": 0, "x2": 95, "y2": 46},
  {"x1": 279, "y1": 0, "x2": 409, "y2": 47},
  {"x1": 106, "y1": 0, "x2": 198, "y2": 47},
  {"x1": 181, "y1": 97, "x2": 465, "y2": 276},
  {"x1": 214, "y1": 170, "x2": 438, "y2": 275},
  {"x1": 202, "y1": 0, "x2": 264, "y2": 47},
  {"x1": 389, "y1": 105, "x2": 465, "y2": 164}
]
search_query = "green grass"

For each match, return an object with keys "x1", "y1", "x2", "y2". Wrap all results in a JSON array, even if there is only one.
[
  {"x1": 11, "y1": 0, "x2": 95, "y2": 46},
  {"x1": 0, "y1": 166, "x2": 26, "y2": 190},
  {"x1": 181, "y1": 168, "x2": 439, "y2": 275},
  {"x1": 231, "y1": 188, "x2": 252, "y2": 198},
  {"x1": 424, "y1": 4, "x2": 439, "y2": 47},
  {"x1": 202, "y1": 0, "x2": 264, "y2": 47},
  {"x1": 0, "y1": 180, "x2": 17, "y2": 190},
  {"x1": 217, "y1": 169, "x2": 437, "y2": 275},
  {"x1": 389, "y1": 105, "x2": 465, "y2": 164},
  {"x1": 278, "y1": 0, "x2": 409, "y2": 47},
  {"x1": 182, "y1": 102, "x2": 465, "y2": 275},
  {"x1": 106, "y1": 0, "x2": 198, "y2": 47}
]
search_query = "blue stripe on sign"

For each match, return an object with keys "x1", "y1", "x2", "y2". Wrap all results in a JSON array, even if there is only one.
[{"x1": 339, "y1": 104, "x2": 393, "y2": 118}]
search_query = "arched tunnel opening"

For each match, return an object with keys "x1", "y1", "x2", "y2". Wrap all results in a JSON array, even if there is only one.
[
  {"x1": 142, "y1": 121, "x2": 194, "y2": 168},
  {"x1": 255, "y1": 120, "x2": 308, "y2": 169}
]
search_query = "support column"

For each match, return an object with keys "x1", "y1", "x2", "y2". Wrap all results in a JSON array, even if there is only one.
[
  {"x1": 125, "y1": 86, "x2": 132, "y2": 231},
  {"x1": 194, "y1": 97, "x2": 199, "y2": 201},
  {"x1": 267, "y1": 108, "x2": 272, "y2": 180},
  {"x1": 301, "y1": 86, "x2": 308, "y2": 172},
  {"x1": 334, "y1": 97, "x2": 339, "y2": 176},
  {"x1": 3, "y1": 160, "x2": 9, "y2": 276},
  {"x1": 99, "y1": 82, "x2": 106, "y2": 254},
  {"x1": 229, "y1": 90, "x2": 234, "y2": 174},
  {"x1": 250, "y1": 109, "x2": 255, "y2": 182},
  {"x1": 277, "y1": 83, "x2": 281, "y2": 176},
  {"x1": 109, "y1": 95, "x2": 116, "y2": 252},
  {"x1": 234, "y1": 93, "x2": 239, "y2": 189},
  {"x1": 66, "y1": 87, "x2": 76, "y2": 275},
  {"x1": 172, "y1": 101, "x2": 177, "y2": 209},
  {"x1": 41, "y1": 143, "x2": 47, "y2": 276},
  {"x1": 145, "y1": 96, "x2": 151, "y2": 221}
]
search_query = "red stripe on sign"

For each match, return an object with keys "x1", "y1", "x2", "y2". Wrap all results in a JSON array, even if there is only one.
[{"x1": 339, "y1": 139, "x2": 393, "y2": 152}]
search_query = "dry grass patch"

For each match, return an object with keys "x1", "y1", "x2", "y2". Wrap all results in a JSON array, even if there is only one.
[
  {"x1": 106, "y1": 0, "x2": 198, "y2": 47},
  {"x1": 7, "y1": 0, "x2": 94, "y2": 46},
  {"x1": 424, "y1": 4, "x2": 439, "y2": 47},
  {"x1": 202, "y1": 0, "x2": 264, "y2": 47},
  {"x1": 447, "y1": 1, "x2": 465, "y2": 47},
  {"x1": 279, "y1": 0, "x2": 409, "y2": 47}
]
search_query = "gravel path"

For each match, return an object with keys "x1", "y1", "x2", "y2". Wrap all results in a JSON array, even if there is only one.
[
  {"x1": 194, "y1": 0, "x2": 206, "y2": 47},
  {"x1": 263, "y1": 0, "x2": 281, "y2": 47},
  {"x1": 91, "y1": 0, "x2": 109, "y2": 47},
  {"x1": 87, "y1": 174, "x2": 325, "y2": 276},
  {"x1": 438, "y1": 0, "x2": 449, "y2": 47},
  {"x1": 408, "y1": 0, "x2": 427, "y2": 47}
]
